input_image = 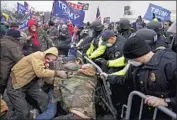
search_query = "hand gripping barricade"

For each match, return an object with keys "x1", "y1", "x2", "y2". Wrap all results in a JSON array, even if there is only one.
[
  {"x1": 76, "y1": 50, "x2": 118, "y2": 119},
  {"x1": 121, "y1": 91, "x2": 177, "y2": 120}
]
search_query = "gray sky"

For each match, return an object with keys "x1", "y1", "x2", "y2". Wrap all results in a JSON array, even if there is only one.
[
  {"x1": 2, "y1": 1, "x2": 78, "y2": 11},
  {"x1": 2, "y1": 1, "x2": 176, "y2": 22},
  {"x1": 2, "y1": 1, "x2": 176, "y2": 12}
]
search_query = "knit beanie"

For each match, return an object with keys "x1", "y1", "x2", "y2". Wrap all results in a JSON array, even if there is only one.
[{"x1": 123, "y1": 35, "x2": 151, "y2": 59}]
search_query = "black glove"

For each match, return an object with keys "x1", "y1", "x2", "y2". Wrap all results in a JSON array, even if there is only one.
[{"x1": 95, "y1": 58, "x2": 108, "y2": 66}]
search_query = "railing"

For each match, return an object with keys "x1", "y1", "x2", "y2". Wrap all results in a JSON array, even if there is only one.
[
  {"x1": 76, "y1": 51, "x2": 176, "y2": 120},
  {"x1": 123, "y1": 91, "x2": 177, "y2": 120},
  {"x1": 77, "y1": 50, "x2": 117, "y2": 118}
]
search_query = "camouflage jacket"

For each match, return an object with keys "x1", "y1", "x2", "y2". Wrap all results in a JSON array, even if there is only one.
[
  {"x1": 24, "y1": 28, "x2": 54, "y2": 51},
  {"x1": 38, "y1": 28, "x2": 54, "y2": 51},
  {"x1": 48, "y1": 59, "x2": 97, "y2": 119}
]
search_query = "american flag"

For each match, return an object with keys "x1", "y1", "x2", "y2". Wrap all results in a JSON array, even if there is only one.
[{"x1": 96, "y1": 7, "x2": 101, "y2": 21}]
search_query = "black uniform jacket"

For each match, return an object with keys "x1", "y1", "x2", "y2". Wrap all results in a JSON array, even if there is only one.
[{"x1": 109, "y1": 50, "x2": 177, "y2": 109}]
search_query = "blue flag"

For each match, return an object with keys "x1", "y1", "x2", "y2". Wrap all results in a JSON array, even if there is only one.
[
  {"x1": 52, "y1": 0, "x2": 85, "y2": 27},
  {"x1": 19, "y1": 19, "x2": 28, "y2": 30},
  {"x1": 19, "y1": 15, "x2": 31, "y2": 30},
  {"x1": 17, "y1": 2, "x2": 27, "y2": 15},
  {"x1": 143, "y1": 3, "x2": 171, "y2": 21}
]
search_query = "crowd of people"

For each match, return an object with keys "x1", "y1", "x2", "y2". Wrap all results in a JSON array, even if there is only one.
[{"x1": 0, "y1": 14, "x2": 176, "y2": 120}]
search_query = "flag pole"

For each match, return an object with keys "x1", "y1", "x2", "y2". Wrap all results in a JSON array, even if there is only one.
[{"x1": 50, "y1": 0, "x2": 55, "y2": 22}]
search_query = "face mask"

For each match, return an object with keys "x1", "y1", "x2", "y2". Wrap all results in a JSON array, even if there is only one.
[
  {"x1": 128, "y1": 59, "x2": 143, "y2": 67},
  {"x1": 45, "y1": 58, "x2": 54, "y2": 67},
  {"x1": 106, "y1": 43, "x2": 113, "y2": 47}
]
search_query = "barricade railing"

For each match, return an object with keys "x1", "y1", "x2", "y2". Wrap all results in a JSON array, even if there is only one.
[
  {"x1": 77, "y1": 50, "x2": 117, "y2": 118},
  {"x1": 123, "y1": 91, "x2": 176, "y2": 120}
]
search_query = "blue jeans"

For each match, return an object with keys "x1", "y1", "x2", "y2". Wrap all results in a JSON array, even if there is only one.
[{"x1": 35, "y1": 89, "x2": 57, "y2": 120}]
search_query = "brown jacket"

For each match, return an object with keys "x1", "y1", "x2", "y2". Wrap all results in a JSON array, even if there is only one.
[{"x1": 11, "y1": 47, "x2": 58, "y2": 89}]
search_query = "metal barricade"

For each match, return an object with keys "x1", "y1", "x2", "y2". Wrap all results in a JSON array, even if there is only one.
[
  {"x1": 124, "y1": 91, "x2": 177, "y2": 120},
  {"x1": 77, "y1": 50, "x2": 117, "y2": 118}
]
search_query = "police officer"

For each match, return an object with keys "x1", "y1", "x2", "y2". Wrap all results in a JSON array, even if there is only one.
[
  {"x1": 116, "y1": 18, "x2": 135, "y2": 39},
  {"x1": 146, "y1": 21, "x2": 168, "y2": 50},
  {"x1": 91, "y1": 30, "x2": 127, "y2": 119},
  {"x1": 135, "y1": 28, "x2": 171, "y2": 52},
  {"x1": 102, "y1": 35, "x2": 176, "y2": 119},
  {"x1": 90, "y1": 30, "x2": 127, "y2": 72},
  {"x1": 81, "y1": 20, "x2": 104, "y2": 55}
]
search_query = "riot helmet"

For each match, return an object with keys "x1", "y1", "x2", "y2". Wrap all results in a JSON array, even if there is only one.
[
  {"x1": 146, "y1": 21, "x2": 163, "y2": 36},
  {"x1": 87, "y1": 20, "x2": 103, "y2": 37},
  {"x1": 135, "y1": 28, "x2": 157, "y2": 46},
  {"x1": 118, "y1": 18, "x2": 130, "y2": 30},
  {"x1": 90, "y1": 20, "x2": 104, "y2": 32}
]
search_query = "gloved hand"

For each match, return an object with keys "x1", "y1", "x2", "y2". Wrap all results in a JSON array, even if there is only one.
[
  {"x1": 56, "y1": 71, "x2": 68, "y2": 78},
  {"x1": 95, "y1": 58, "x2": 108, "y2": 66},
  {"x1": 100, "y1": 72, "x2": 108, "y2": 80}
]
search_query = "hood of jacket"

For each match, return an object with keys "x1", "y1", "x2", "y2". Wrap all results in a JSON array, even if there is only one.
[{"x1": 44, "y1": 47, "x2": 58, "y2": 57}]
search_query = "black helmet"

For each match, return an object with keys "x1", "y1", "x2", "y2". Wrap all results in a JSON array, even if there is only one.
[
  {"x1": 136, "y1": 28, "x2": 157, "y2": 45},
  {"x1": 146, "y1": 21, "x2": 163, "y2": 36},
  {"x1": 90, "y1": 20, "x2": 104, "y2": 31},
  {"x1": 146, "y1": 21, "x2": 162, "y2": 30},
  {"x1": 118, "y1": 18, "x2": 130, "y2": 30}
]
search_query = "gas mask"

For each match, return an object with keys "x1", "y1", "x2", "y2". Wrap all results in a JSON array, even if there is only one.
[
  {"x1": 128, "y1": 59, "x2": 143, "y2": 67},
  {"x1": 88, "y1": 29, "x2": 95, "y2": 37},
  {"x1": 80, "y1": 29, "x2": 89, "y2": 37}
]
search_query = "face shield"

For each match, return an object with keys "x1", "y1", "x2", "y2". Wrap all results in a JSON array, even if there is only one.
[{"x1": 167, "y1": 21, "x2": 176, "y2": 34}]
